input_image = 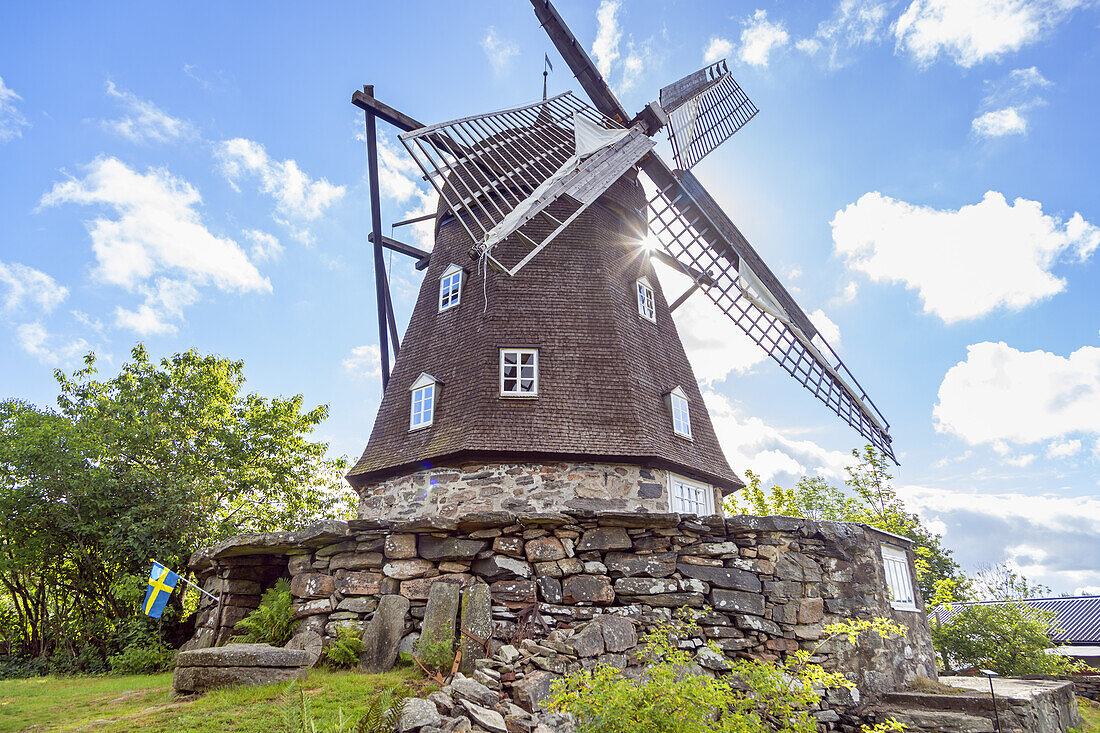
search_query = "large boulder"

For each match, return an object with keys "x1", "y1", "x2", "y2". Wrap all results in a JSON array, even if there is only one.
[{"x1": 172, "y1": 643, "x2": 309, "y2": 696}]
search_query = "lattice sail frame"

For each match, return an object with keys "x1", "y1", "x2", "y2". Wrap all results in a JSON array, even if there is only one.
[
  {"x1": 662, "y1": 61, "x2": 759, "y2": 171},
  {"x1": 645, "y1": 176, "x2": 896, "y2": 461},
  {"x1": 399, "y1": 92, "x2": 651, "y2": 276}
]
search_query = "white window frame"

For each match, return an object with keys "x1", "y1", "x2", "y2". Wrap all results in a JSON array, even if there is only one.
[
  {"x1": 499, "y1": 348, "x2": 539, "y2": 397},
  {"x1": 409, "y1": 372, "x2": 438, "y2": 431},
  {"x1": 636, "y1": 277, "x2": 656, "y2": 323},
  {"x1": 668, "y1": 473, "x2": 714, "y2": 516},
  {"x1": 438, "y1": 263, "x2": 464, "y2": 312},
  {"x1": 881, "y1": 544, "x2": 918, "y2": 611},
  {"x1": 666, "y1": 386, "x2": 692, "y2": 439}
]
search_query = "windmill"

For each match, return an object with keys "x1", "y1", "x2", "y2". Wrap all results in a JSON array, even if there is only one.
[{"x1": 347, "y1": 0, "x2": 894, "y2": 520}]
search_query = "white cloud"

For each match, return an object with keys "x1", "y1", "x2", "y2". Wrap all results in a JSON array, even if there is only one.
[
  {"x1": 1047, "y1": 438, "x2": 1082, "y2": 459},
  {"x1": 343, "y1": 344, "x2": 382, "y2": 380},
  {"x1": 703, "y1": 37, "x2": 734, "y2": 64},
  {"x1": 102, "y1": 81, "x2": 195, "y2": 145},
  {"x1": 1005, "y1": 452, "x2": 1036, "y2": 467},
  {"x1": 971, "y1": 107, "x2": 1027, "y2": 137},
  {"x1": 797, "y1": 0, "x2": 889, "y2": 69},
  {"x1": 481, "y1": 27, "x2": 519, "y2": 75},
  {"x1": 40, "y1": 156, "x2": 269, "y2": 332},
  {"x1": 16, "y1": 322, "x2": 91, "y2": 366},
  {"x1": 739, "y1": 9, "x2": 790, "y2": 68},
  {"x1": 215, "y1": 138, "x2": 345, "y2": 223},
  {"x1": 114, "y1": 304, "x2": 176, "y2": 335},
  {"x1": 809, "y1": 308, "x2": 842, "y2": 348},
  {"x1": 0, "y1": 75, "x2": 29, "y2": 142},
  {"x1": 893, "y1": 0, "x2": 1089, "y2": 68},
  {"x1": 243, "y1": 229, "x2": 283, "y2": 261},
  {"x1": 934, "y1": 341, "x2": 1100, "y2": 449},
  {"x1": 592, "y1": 0, "x2": 623, "y2": 77},
  {"x1": 704, "y1": 390, "x2": 854, "y2": 485},
  {"x1": 0, "y1": 262, "x2": 68, "y2": 313},
  {"x1": 377, "y1": 136, "x2": 422, "y2": 203},
  {"x1": 619, "y1": 40, "x2": 654, "y2": 95},
  {"x1": 832, "y1": 191, "x2": 1100, "y2": 323}
]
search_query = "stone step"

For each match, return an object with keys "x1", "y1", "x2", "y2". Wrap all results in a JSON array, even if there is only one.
[{"x1": 872, "y1": 707, "x2": 996, "y2": 733}]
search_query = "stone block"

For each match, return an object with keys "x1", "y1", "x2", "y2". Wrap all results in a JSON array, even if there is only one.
[
  {"x1": 537, "y1": 577, "x2": 562, "y2": 604},
  {"x1": 336, "y1": 596, "x2": 378, "y2": 614},
  {"x1": 490, "y1": 579, "x2": 538, "y2": 605},
  {"x1": 400, "y1": 574, "x2": 473, "y2": 601},
  {"x1": 329, "y1": 552, "x2": 383, "y2": 571},
  {"x1": 397, "y1": 697, "x2": 442, "y2": 732},
  {"x1": 797, "y1": 597, "x2": 824, "y2": 624},
  {"x1": 774, "y1": 552, "x2": 822, "y2": 582},
  {"x1": 493, "y1": 536, "x2": 525, "y2": 558},
  {"x1": 471, "y1": 555, "x2": 532, "y2": 580},
  {"x1": 383, "y1": 558, "x2": 435, "y2": 580},
  {"x1": 604, "y1": 552, "x2": 676, "y2": 578},
  {"x1": 418, "y1": 581, "x2": 461, "y2": 655},
  {"x1": 677, "y1": 563, "x2": 761, "y2": 592},
  {"x1": 360, "y1": 594, "x2": 409, "y2": 673},
  {"x1": 291, "y1": 598, "x2": 333, "y2": 619},
  {"x1": 333, "y1": 571, "x2": 383, "y2": 596},
  {"x1": 562, "y1": 575, "x2": 615, "y2": 605},
  {"x1": 576, "y1": 527, "x2": 632, "y2": 552},
  {"x1": 564, "y1": 623, "x2": 604, "y2": 657},
  {"x1": 459, "y1": 584, "x2": 492, "y2": 673},
  {"x1": 735, "y1": 614, "x2": 781, "y2": 635},
  {"x1": 524, "y1": 536, "x2": 566, "y2": 562},
  {"x1": 613, "y1": 577, "x2": 678, "y2": 595},
  {"x1": 594, "y1": 615, "x2": 637, "y2": 653},
  {"x1": 710, "y1": 589, "x2": 766, "y2": 616},
  {"x1": 635, "y1": 592, "x2": 705, "y2": 608},
  {"x1": 384, "y1": 534, "x2": 417, "y2": 559},
  {"x1": 288, "y1": 554, "x2": 313, "y2": 575},
  {"x1": 512, "y1": 669, "x2": 559, "y2": 712},
  {"x1": 289, "y1": 573, "x2": 335, "y2": 599},
  {"x1": 418, "y1": 536, "x2": 488, "y2": 562},
  {"x1": 173, "y1": 664, "x2": 305, "y2": 695},
  {"x1": 175, "y1": 643, "x2": 312, "y2": 668}
]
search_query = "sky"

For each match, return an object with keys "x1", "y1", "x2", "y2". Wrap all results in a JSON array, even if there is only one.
[{"x1": 1, "y1": 0, "x2": 1098, "y2": 595}]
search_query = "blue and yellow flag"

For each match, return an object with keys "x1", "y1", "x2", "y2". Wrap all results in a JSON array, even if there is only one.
[{"x1": 142, "y1": 561, "x2": 179, "y2": 619}]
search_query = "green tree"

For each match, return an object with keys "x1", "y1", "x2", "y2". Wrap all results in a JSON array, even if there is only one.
[
  {"x1": 725, "y1": 446, "x2": 968, "y2": 605},
  {"x1": 0, "y1": 346, "x2": 355, "y2": 663}
]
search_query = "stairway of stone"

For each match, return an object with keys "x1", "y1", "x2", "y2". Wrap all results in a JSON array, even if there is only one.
[{"x1": 870, "y1": 691, "x2": 1000, "y2": 733}]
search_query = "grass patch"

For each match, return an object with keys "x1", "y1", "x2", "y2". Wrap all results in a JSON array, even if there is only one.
[
  {"x1": 0, "y1": 667, "x2": 425, "y2": 732},
  {"x1": 1079, "y1": 697, "x2": 1100, "y2": 732}
]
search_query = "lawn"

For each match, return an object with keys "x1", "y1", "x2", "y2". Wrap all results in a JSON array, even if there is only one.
[
  {"x1": 0, "y1": 667, "x2": 424, "y2": 732},
  {"x1": 1081, "y1": 697, "x2": 1100, "y2": 732}
]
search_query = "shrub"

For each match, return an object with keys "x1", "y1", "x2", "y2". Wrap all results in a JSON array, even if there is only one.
[
  {"x1": 549, "y1": 611, "x2": 907, "y2": 733},
  {"x1": 107, "y1": 640, "x2": 176, "y2": 675},
  {"x1": 324, "y1": 626, "x2": 364, "y2": 670},
  {"x1": 232, "y1": 578, "x2": 298, "y2": 646},
  {"x1": 414, "y1": 631, "x2": 455, "y2": 675}
]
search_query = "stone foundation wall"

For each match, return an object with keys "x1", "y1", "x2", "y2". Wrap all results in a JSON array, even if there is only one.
[
  {"x1": 1022, "y1": 673, "x2": 1100, "y2": 702},
  {"x1": 356, "y1": 462, "x2": 723, "y2": 521},
  {"x1": 186, "y1": 511, "x2": 937, "y2": 700}
]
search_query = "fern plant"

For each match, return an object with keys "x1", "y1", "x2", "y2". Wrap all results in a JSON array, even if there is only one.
[
  {"x1": 323, "y1": 626, "x2": 364, "y2": 669},
  {"x1": 356, "y1": 688, "x2": 409, "y2": 733},
  {"x1": 232, "y1": 578, "x2": 299, "y2": 646}
]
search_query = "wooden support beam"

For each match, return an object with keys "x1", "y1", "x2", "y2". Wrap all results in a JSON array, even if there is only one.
[
  {"x1": 669, "y1": 282, "x2": 701, "y2": 313},
  {"x1": 352, "y1": 90, "x2": 425, "y2": 133},
  {"x1": 368, "y1": 232, "x2": 432, "y2": 270},
  {"x1": 649, "y1": 247, "x2": 714, "y2": 286},
  {"x1": 392, "y1": 212, "x2": 436, "y2": 228},
  {"x1": 363, "y1": 85, "x2": 391, "y2": 391}
]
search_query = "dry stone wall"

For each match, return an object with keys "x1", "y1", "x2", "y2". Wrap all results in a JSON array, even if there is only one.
[
  {"x1": 357, "y1": 461, "x2": 724, "y2": 521},
  {"x1": 187, "y1": 511, "x2": 937, "y2": 700}
]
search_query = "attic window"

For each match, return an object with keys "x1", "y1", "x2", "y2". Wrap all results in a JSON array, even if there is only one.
[
  {"x1": 500, "y1": 348, "x2": 538, "y2": 397},
  {"x1": 666, "y1": 386, "x2": 692, "y2": 439},
  {"x1": 409, "y1": 372, "x2": 437, "y2": 430},
  {"x1": 668, "y1": 473, "x2": 714, "y2": 516},
  {"x1": 881, "y1": 545, "x2": 917, "y2": 611},
  {"x1": 636, "y1": 277, "x2": 656, "y2": 322},
  {"x1": 439, "y1": 264, "x2": 464, "y2": 312}
]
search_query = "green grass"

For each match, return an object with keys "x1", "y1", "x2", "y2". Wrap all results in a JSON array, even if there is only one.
[
  {"x1": 1080, "y1": 697, "x2": 1100, "y2": 732},
  {"x1": 0, "y1": 667, "x2": 424, "y2": 732}
]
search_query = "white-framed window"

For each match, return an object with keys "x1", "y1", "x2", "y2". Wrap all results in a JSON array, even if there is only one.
[
  {"x1": 500, "y1": 348, "x2": 538, "y2": 397},
  {"x1": 668, "y1": 473, "x2": 714, "y2": 516},
  {"x1": 438, "y1": 263, "x2": 464, "y2": 312},
  {"x1": 665, "y1": 386, "x2": 692, "y2": 439},
  {"x1": 881, "y1": 545, "x2": 917, "y2": 611},
  {"x1": 409, "y1": 372, "x2": 438, "y2": 430},
  {"x1": 636, "y1": 277, "x2": 656, "y2": 323}
]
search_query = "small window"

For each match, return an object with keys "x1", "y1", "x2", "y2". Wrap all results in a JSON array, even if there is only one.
[
  {"x1": 409, "y1": 372, "x2": 438, "y2": 430},
  {"x1": 439, "y1": 264, "x2": 464, "y2": 312},
  {"x1": 500, "y1": 348, "x2": 538, "y2": 397},
  {"x1": 668, "y1": 473, "x2": 714, "y2": 515},
  {"x1": 636, "y1": 277, "x2": 656, "y2": 323},
  {"x1": 881, "y1": 545, "x2": 917, "y2": 611},
  {"x1": 666, "y1": 386, "x2": 692, "y2": 439}
]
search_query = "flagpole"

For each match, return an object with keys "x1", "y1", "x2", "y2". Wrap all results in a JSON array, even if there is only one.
[{"x1": 151, "y1": 559, "x2": 219, "y2": 603}]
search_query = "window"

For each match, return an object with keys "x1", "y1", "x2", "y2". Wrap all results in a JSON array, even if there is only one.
[
  {"x1": 409, "y1": 373, "x2": 438, "y2": 430},
  {"x1": 500, "y1": 348, "x2": 538, "y2": 397},
  {"x1": 636, "y1": 277, "x2": 656, "y2": 322},
  {"x1": 439, "y1": 264, "x2": 464, "y2": 312},
  {"x1": 668, "y1": 473, "x2": 714, "y2": 516},
  {"x1": 881, "y1": 545, "x2": 917, "y2": 611},
  {"x1": 666, "y1": 386, "x2": 692, "y2": 439}
]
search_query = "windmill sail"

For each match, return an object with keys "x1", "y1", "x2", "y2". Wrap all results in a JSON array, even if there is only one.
[
  {"x1": 646, "y1": 167, "x2": 895, "y2": 461},
  {"x1": 660, "y1": 60, "x2": 759, "y2": 171},
  {"x1": 400, "y1": 92, "x2": 652, "y2": 276}
]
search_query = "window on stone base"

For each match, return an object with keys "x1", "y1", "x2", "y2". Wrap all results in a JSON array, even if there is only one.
[
  {"x1": 881, "y1": 544, "x2": 917, "y2": 611},
  {"x1": 668, "y1": 473, "x2": 714, "y2": 516}
]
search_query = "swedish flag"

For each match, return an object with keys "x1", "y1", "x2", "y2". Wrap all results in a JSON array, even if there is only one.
[{"x1": 142, "y1": 561, "x2": 179, "y2": 619}]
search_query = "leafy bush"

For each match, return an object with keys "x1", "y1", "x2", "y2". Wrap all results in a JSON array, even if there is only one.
[
  {"x1": 414, "y1": 631, "x2": 455, "y2": 675},
  {"x1": 324, "y1": 626, "x2": 364, "y2": 669},
  {"x1": 931, "y1": 601, "x2": 1085, "y2": 676},
  {"x1": 550, "y1": 611, "x2": 907, "y2": 733},
  {"x1": 232, "y1": 578, "x2": 299, "y2": 646},
  {"x1": 107, "y1": 640, "x2": 176, "y2": 675}
]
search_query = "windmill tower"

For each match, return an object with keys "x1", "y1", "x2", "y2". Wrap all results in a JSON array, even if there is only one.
[{"x1": 348, "y1": 0, "x2": 895, "y2": 521}]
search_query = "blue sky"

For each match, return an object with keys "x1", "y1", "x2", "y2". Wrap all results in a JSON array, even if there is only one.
[{"x1": 1, "y1": 0, "x2": 1098, "y2": 594}]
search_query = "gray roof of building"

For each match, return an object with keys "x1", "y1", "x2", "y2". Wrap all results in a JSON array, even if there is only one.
[{"x1": 929, "y1": 595, "x2": 1100, "y2": 644}]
